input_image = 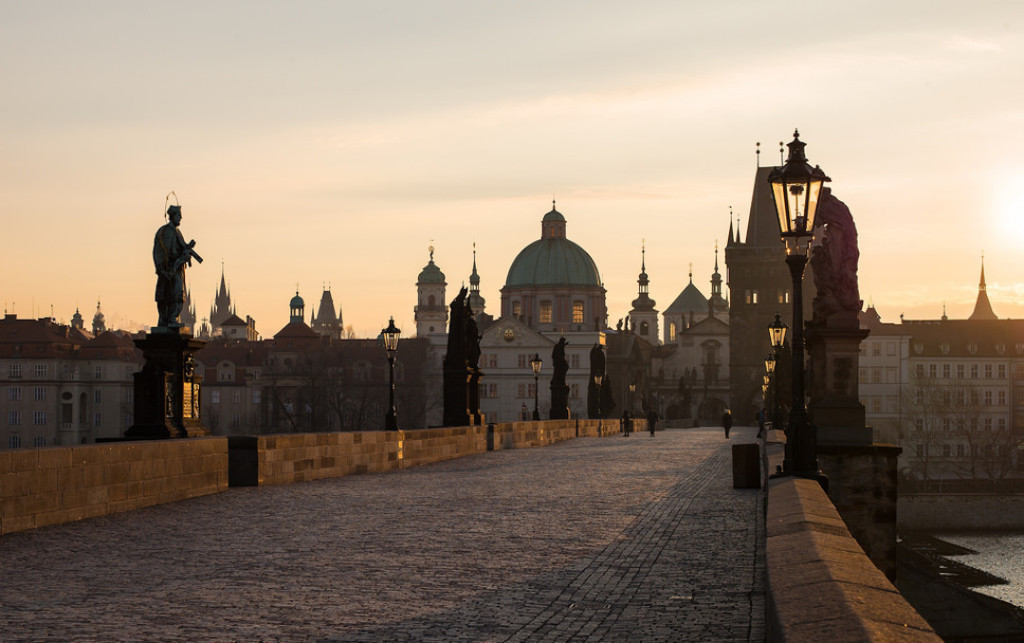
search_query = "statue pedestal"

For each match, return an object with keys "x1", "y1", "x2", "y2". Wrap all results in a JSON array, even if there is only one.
[
  {"x1": 805, "y1": 311, "x2": 871, "y2": 446},
  {"x1": 126, "y1": 330, "x2": 208, "y2": 439}
]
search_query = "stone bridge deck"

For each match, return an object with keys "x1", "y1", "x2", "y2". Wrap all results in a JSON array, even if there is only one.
[{"x1": 0, "y1": 427, "x2": 764, "y2": 642}]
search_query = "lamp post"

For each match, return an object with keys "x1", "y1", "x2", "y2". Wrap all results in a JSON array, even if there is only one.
[
  {"x1": 764, "y1": 349, "x2": 777, "y2": 429},
  {"x1": 594, "y1": 374, "x2": 604, "y2": 419},
  {"x1": 382, "y1": 317, "x2": 401, "y2": 430},
  {"x1": 530, "y1": 353, "x2": 542, "y2": 421},
  {"x1": 768, "y1": 130, "x2": 829, "y2": 479}
]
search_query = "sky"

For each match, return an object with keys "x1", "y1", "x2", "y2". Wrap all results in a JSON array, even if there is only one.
[{"x1": 3, "y1": 1, "x2": 1024, "y2": 338}]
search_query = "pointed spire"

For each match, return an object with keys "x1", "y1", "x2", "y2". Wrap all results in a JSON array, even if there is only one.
[
  {"x1": 727, "y1": 207, "x2": 735, "y2": 245},
  {"x1": 969, "y1": 255, "x2": 997, "y2": 320}
]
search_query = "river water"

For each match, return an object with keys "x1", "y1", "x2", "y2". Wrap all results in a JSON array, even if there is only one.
[{"x1": 937, "y1": 533, "x2": 1024, "y2": 609}]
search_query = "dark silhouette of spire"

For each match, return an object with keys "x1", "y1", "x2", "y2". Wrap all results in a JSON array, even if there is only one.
[{"x1": 969, "y1": 256, "x2": 997, "y2": 320}]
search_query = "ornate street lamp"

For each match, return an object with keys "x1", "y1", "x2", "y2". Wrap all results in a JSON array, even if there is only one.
[
  {"x1": 768, "y1": 130, "x2": 829, "y2": 479},
  {"x1": 382, "y1": 317, "x2": 401, "y2": 430},
  {"x1": 530, "y1": 353, "x2": 542, "y2": 421},
  {"x1": 629, "y1": 382, "x2": 637, "y2": 414},
  {"x1": 767, "y1": 313, "x2": 787, "y2": 439},
  {"x1": 594, "y1": 374, "x2": 604, "y2": 419}
]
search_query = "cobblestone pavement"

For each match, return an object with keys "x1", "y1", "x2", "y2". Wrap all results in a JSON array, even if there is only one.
[{"x1": 1, "y1": 427, "x2": 764, "y2": 642}]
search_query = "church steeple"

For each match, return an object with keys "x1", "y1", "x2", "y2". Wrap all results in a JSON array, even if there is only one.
[
  {"x1": 969, "y1": 256, "x2": 997, "y2": 321},
  {"x1": 467, "y1": 243, "x2": 486, "y2": 316},
  {"x1": 629, "y1": 241, "x2": 659, "y2": 342}
]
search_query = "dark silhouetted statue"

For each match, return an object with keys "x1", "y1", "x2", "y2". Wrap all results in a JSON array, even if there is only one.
[
  {"x1": 153, "y1": 204, "x2": 202, "y2": 330},
  {"x1": 810, "y1": 188, "x2": 861, "y2": 326},
  {"x1": 550, "y1": 337, "x2": 570, "y2": 419},
  {"x1": 443, "y1": 288, "x2": 482, "y2": 426}
]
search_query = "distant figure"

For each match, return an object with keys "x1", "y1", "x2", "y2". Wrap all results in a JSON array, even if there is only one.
[
  {"x1": 647, "y1": 409, "x2": 659, "y2": 437},
  {"x1": 153, "y1": 204, "x2": 201, "y2": 329},
  {"x1": 521, "y1": 403, "x2": 529, "y2": 421},
  {"x1": 756, "y1": 408, "x2": 765, "y2": 438},
  {"x1": 621, "y1": 410, "x2": 631, "y2": 436},
  {"x1": 722, "y1": 409, "x2": 733, "y2": 438}
]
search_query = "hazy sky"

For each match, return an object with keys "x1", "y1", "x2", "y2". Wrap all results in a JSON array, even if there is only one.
[{"x1": 3, "y1": 1, "x2": 1023, "y2": 337}]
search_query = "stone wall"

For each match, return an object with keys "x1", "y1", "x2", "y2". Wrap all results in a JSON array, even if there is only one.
[
  {"x1": 766, "y1": 477, "x2": 939, "y2": 641},
  {"x1": 0, "y1": 437, "x2": 228, "y2": 536},
  {"x1": 899, "y1": 494, "x2": 1024, "y2": 531},
  {"x1": 818, "y1": 444, "x2": 901, "y2": 578}
]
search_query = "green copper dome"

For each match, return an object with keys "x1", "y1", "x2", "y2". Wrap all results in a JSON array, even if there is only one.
[
  {"x1": 417, "y1": 247, "x2": 446, "y2": 284},
  {"x1": 505, "y1": 205, "x2": 602, "y2": 288}
]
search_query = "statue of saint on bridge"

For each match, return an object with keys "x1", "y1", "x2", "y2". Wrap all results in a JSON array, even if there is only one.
[{"x1": 153, "y1": 203, "x2": 202, "y2": 329}]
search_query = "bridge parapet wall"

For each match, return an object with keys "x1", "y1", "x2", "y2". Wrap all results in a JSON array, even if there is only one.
[
  {"x1": 766, "y1": 476, "x2": 939, "y2": 641},
  {"x1": 0, "y1": 437, "x2": 228, "y2": 536}
]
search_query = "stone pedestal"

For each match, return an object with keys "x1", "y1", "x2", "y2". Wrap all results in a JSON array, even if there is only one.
[
  {"x1": 126, "y1": 331, "x2": 208, "y2": 439},
  {"x1": 805, "y1": 310, "x2": 871, "y2": 445}
]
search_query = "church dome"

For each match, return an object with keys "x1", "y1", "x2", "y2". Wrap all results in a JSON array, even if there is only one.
[
  {"x1": 504, "y1": 205, "x2": 602, "y2": 288},
  {"x1": 417, "y1": 247, "x2": 446, "y2": 284},
  {"x1": 290, "y1": 292, "x2": 305, "y2": 309}
]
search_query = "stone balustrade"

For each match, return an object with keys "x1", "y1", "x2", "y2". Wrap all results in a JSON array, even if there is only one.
[{"x1": 0, "y1": 437, "x2": 228, "y2": 536}]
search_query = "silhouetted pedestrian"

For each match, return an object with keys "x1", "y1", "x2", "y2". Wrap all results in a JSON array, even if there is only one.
[
  {"x1": 621, "y1": 410, "x2": 631, "y2": 436},
  {"x1": 722, "y1": 410, "x2": 732, "y2": 438},
  {"x1": 755, "y1": 409, "x2": 765, "y2": 438},
  {"x1": 647, "y1": 409, "x2": 658, "y2": 437}
]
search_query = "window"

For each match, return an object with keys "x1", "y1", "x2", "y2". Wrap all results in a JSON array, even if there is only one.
[
  {"x1": 33, "y1": 437, "x2": 46, "y2": 447},
  {"x1": 943, "y1": 444, "x2": 951, "y2": 457},
  {"x1": 570, "y1": 354, "x2": 580, "y2": 369},
  {"x1": 942, "y1": 364, "x2": 951, "y2": 378},
  {"x1": 985, "y1": 418, "x2": 993, "y2": 430},
  {"x1": 94, "y1": 365, "x2": 102, "y2": 380},
  {"x1": 872, "y1": 344, "x2": 881, "y2": 356},
  {"x1": 571, "y1": 383, "x2": 579, "y2": 399},
  {"x1": 971, "y1": 364, "x2": 978, "y2": 378},
  {"x1": 872, "y1": 399, "x2": 881, "y2": 413},
  {"x1": 942, "y1": 418, "x2": 950, "y2": 431},
  {"x1": 8, "y1": 387, "x2": 22, "y2": 401},
  {"x1": 212, "y1": 391, "x2": 220, "y2": 404},
  {"x1": 512, "y1": 301, "x2": 521, "y2": 318},
  {"x1": 751, "y1": 290, "x2": 759, "y2": 304},
  {"x1": 517, "y1": 383, "x2": 527, "y2": 398},
  {"x1": 8, "y1": 411, "x2": 21, "y2": 425},
  {"x1": 572, "y1": 301, "x2": 584, "y2": 324},
  {"x1": 640, "y1": 321, "x2": 649, "y2": 336},
  {"x1": 915, "y1": 418, "x2": 924, "y2": 431},
  {"x1": 957, "y1": 364, "x2": 965, "y2": 379},
  {"x1": 8, "y1": 436, "x2": 21, "y2": 449},
  {"x1": 778, "y1": 290, "x2": 789, "y2": 304},
  {"x1": 232, "y1": 390, "x2": 241, "y2": 404},
  {"x1": 33, "y1": 411, "x2": 46, "y2": 425},
  {"x1": 539, "y1": 301, "x2": 552, "y2": 324},
  {"x1": 985, "y1": 364, "x2": 993, "y2": 378},
  {"x1": 518, "y1": 354, "x2": 528, "y2": 369},
  {"x1": 252, "y1": 390, "x2": 261, "y2": 404},
  {"x1": 94, "y1": 413, "x2": 101, "y2": 428},
  {"x1": 34, "y1": 387, "x2": 46, "y2": 401},
  {"x1": 872, "y1": 369, "x2": 881, "y2": 383},
  {"x1": 34, "y1": 364, "x2": 47, "y2": 377},
  {"x1": 985, "y1": 390, "x2": 993, "y2": 405},
  {"x1": 669, "y1": 322, "x2": 677, "y2": 342},
  {"x1": 999, "y1": 418, "x2": 1007, "y2": 430},
  {"x1": 915, "y1": 364, "x2": 924, "y2": 378},
  {"x1": 928, "y1": 364, "x2": 937, "y2": 378},
  {"x1": 999, "y1": 364, "x2": 1007, "y2": 379},
  {"x1": 9, "y1": 364, "x2": 22, "y2": 378},
  {"x1": 956, "y1": 444, "x2": 965, "y2": 457},
  {"x1": 94, "y1": 390, "x2": 102, "y2": 404},
  {"x1": 999, "y1": 390, "x2": 1006, "y2": 405}
]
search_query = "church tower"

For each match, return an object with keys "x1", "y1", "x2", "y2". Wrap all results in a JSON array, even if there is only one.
[
  {"x1": 628, "y1": 243, "x2": 659, "y2": 343},
  {"x1": 289, "y1": 290, "x2": 305, "y2": 324},
  {"x1": 71, "y1": 307, "x2": 84, "y2": 330},
  {"x1": 311, "y1": 287, "x2": 342, "y2": 339},
  {"x1": 726, "y1": 164, "x2": 799, "y2": 422},
  {"x1": 708, "y1": 243, "x2": 729, "y2": 322},
  {"x1": 467, "y1": 244, "x2": 486, "y2": 317},
  {"x1": 209, "y1": 264, "x2": 233, "y2": 335},
  {"x1": 180, "y1": 287, "x2": 197, "y2": 331},
  {"x1": 969, "y1": 257, "x2": 998, "y2": 320},
  {"x1": 415, "y1": 246, "x2": 447, "y2": 337},
  {"x1": 92, "y1": 300, "x2": 106, "y2": 334}
]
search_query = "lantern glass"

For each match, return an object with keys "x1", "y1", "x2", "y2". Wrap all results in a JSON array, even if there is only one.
[
  {"x1": 531, "y1": 354, "x2": 542, "y2": 375},
  {"x1": 768, "y1": 313, "x2": 788, "y2": 349},
  {"x1": 382, "y1": 317, "x2": 401, "y2": 352}
]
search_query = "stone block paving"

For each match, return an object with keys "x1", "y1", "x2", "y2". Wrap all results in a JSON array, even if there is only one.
[{"x1": 0, "y1": 427, "x2": 764, "y2": 642}]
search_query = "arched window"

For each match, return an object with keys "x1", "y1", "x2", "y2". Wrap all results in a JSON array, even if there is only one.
[
  {"x1": 572, "y1": 301, "x2": 584, "y2": 324},
  {"x1": 640, "y1": 321, "x2": 649, "y2": 336},
  {"x1": 428, "y1": 294, "x2": 436, "y2": 306}
]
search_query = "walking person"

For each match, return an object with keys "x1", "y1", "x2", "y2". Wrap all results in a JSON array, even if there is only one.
[
  {"x1": 621, "y1": 409, "x2": 631, "y2": 436},
  {"x1": 722, "y1": 409, "x2": 733, "y2": 439},
  {"x1": 756, "y1": 408, "x2": 765, "y2": 439},
  {"x1": 647, "y1": 409, "x2": 658, "y2": 437}
]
